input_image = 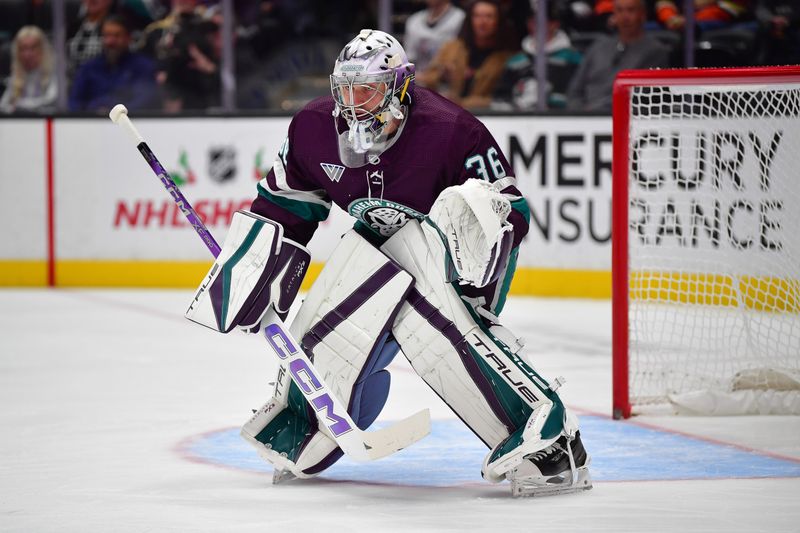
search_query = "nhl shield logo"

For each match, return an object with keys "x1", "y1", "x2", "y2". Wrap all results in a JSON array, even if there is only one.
[{"x1": 208, "y1": 146, "x2": 237, "y2": 183}]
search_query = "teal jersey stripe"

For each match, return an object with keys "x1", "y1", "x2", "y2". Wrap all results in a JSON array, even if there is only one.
[
  {"x1": 510, "y1": 196, "x2": 531, "y2": 224},
  {"x1": 493, "y1": 247, "x2": 519, "y2": 315},
  {"x1": 257, "y1": 183, "x2": 330, "y2": 223},
  {"x1": 496, "y1": 196, "x2": 528, "y2": 315}
]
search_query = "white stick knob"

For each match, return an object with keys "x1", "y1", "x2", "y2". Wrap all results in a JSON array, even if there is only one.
[{"x1": 109, "y1": 104, "x2": 144, "y2": 145}]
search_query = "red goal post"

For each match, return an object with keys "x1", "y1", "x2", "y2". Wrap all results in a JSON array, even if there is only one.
[{"x1": 612, "y1": 66, "x2": 800, "y2": 419}]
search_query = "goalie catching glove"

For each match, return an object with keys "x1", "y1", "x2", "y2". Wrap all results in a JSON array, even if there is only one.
[
  {"x1": 185, "y1": 210, "x2": 310, "y2": 333},
  {"x1": 425, "y1": 179, "x2": 514, "y2": 288}
]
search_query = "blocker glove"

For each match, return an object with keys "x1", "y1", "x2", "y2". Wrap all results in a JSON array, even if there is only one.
[{"x1": 185, "y1": 210, "x2": 310, "y2": 333}]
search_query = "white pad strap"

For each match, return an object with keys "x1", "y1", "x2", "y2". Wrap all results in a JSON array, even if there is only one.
[{"x1": 426, "y1": 179, "x2": 514, "y2": 288}]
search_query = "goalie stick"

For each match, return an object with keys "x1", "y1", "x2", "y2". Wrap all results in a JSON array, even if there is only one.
[{"x1": 108, "y1": 104, "x2": 430, "y2": 462}]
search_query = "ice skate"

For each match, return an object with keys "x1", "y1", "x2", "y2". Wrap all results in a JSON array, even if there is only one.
[{"x1": 508, "y1": 431, "x2": 592, "y2": 498}]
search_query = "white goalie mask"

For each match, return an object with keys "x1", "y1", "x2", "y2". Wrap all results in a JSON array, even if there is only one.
[{"x1": 330, "y1": 29, "x2": 415, "y2": 168}]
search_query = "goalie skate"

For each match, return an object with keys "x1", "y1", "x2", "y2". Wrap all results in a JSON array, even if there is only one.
[{"x1": 508, "y1": 431, "x2": 592, "y2": 498}]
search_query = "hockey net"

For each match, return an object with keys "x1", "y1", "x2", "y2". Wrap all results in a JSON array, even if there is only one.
[{"x1": 612, "y1": 66, "x2": 800, "y2": 418}]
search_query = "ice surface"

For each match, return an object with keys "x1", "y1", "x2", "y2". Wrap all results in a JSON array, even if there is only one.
[{"x1": 1, "y1": 289, "x2": 798, "y2": 532}]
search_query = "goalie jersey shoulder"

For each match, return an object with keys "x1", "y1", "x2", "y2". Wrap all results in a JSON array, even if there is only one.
[
  {"x1": 266, "y1": 89, "x2": 516, "y2": 241},
  {"x1": 403, "y1": 87, "x2": 514, "y2": 184}
]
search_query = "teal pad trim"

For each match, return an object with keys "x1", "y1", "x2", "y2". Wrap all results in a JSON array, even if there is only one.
[{"x1": 218, "y1": 219, "x2": 264, "y2": 330}]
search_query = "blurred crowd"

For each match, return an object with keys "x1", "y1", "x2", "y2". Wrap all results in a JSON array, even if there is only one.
[{"x1": 0, "y1": 0, "x2": 798, "y2": 115}]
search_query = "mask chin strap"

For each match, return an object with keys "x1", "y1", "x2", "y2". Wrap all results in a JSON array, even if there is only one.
[
  {"x1": 347, "y1": 120, "x2": 376, "y2": 154},
  {"x1": 333, "y1": 91, "x2": 407, "y2": 159},
  {"x1": 346, "y1": 96, "x2": 404, "y2": 155},
  {"x1": 387, "y1": 96, "x2": 405, "y2": 120},
  {"x1": 332, "y1": 105, "x2": 375, "y2": 154}
]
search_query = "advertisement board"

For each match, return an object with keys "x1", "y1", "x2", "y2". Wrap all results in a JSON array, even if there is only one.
[{"x1": 1, "y1": 115, "x2": 614, "y2": 295}]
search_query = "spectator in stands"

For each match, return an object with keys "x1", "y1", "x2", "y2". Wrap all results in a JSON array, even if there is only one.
[
  {"x1": 117, "y1": 0, "x2": 164, "y2": 32},
  {"x1": 68, "y1": 0, "x2": 116, "y2": 75},
  {"x1": 404, "y1": 0, "x2": 466, "y2": 71},
  {"x1": 142, "y1": 0, "x2": 220, "y2": 112},
  {"x1": 562, "y1": 0, "x2": 615, "y2": 32},
  {"x1": 137, "y1": 0, "x2": 206, "y2": 59},
  {"x1": 417, "y1": 0, "x2": 518, "y2": 110},
  {"x1": 655, "y1": 0, "x2": 752, "y2": 31},
  {"x1": 566, "y1": 0, "x2": 669, "y2": 111},
  {"x1": 756, "y1": 1, "x2": 800, "y2": 65},
  {"x1": 497, "y1": 0, "x2": 532, "y2": 47},
  {"x1": 202, "y1": 5, "x2": 266, "y2": 110},
  {"x1": 0, "y1": 26, "x2": 57, "y2": 114},
  {"x1": 69, "y1": 15, "x2": 159, "y2": 112},
  {"x1": 591, "y1": 0, "x2": 615, "y2": 30},
  {"x1": 492, "y1": 3, "x2": 582, "y2": 110}
]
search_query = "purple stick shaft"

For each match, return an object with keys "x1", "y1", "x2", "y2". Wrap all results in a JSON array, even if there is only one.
[{"x1": 137, "y1": 142, "x2": 222, "y2": 258}]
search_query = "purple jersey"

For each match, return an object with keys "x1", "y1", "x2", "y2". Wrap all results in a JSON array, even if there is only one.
[{"x1": 252, "y1": 86, "x2": 529, "y2": 248}]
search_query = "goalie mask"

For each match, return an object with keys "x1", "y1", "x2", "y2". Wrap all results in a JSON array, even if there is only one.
[{"x1": 330, "y1": 29, "x2": 415, "y2": 168}]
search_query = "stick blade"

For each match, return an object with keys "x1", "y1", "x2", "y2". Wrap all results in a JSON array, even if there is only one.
[{"x1": 361, "y1": 408, "x2": 431, "y2": 461}]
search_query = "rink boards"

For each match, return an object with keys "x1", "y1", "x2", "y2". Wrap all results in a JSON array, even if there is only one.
[{"x1": 0, "y1": 115, "x2": 613, "y2": 297}]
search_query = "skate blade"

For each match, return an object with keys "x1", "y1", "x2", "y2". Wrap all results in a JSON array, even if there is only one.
[
  {"x1": 272, "y1": 468, "x2": 297, "y2": 485},
  {"x1": 241, "y1": 430, "x2": 297, "y2": 482},
  {"x1": 511, "y1": 468, "x2": 592, "y2": 498}
]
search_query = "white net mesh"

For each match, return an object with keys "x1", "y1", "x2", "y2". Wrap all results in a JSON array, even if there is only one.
[{"x1": 626, "y1": 80, "x2": 800, "y2": 414}]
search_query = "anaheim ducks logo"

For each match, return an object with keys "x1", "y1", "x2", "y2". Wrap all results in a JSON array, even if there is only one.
[{"x1": 348, "y1": 198, "x2": 424, "y2": 238}]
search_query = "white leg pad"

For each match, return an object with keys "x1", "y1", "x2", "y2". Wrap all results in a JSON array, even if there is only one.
[
  {"x1": 242, "y1": 229, "x2": 414, "y2": 476},
  {"x1": 290, "y1": 230, "x2": 413, "y2": 444},
  {"x1": 382, "y1": 221, "x2": 555, "y2": 449}
]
